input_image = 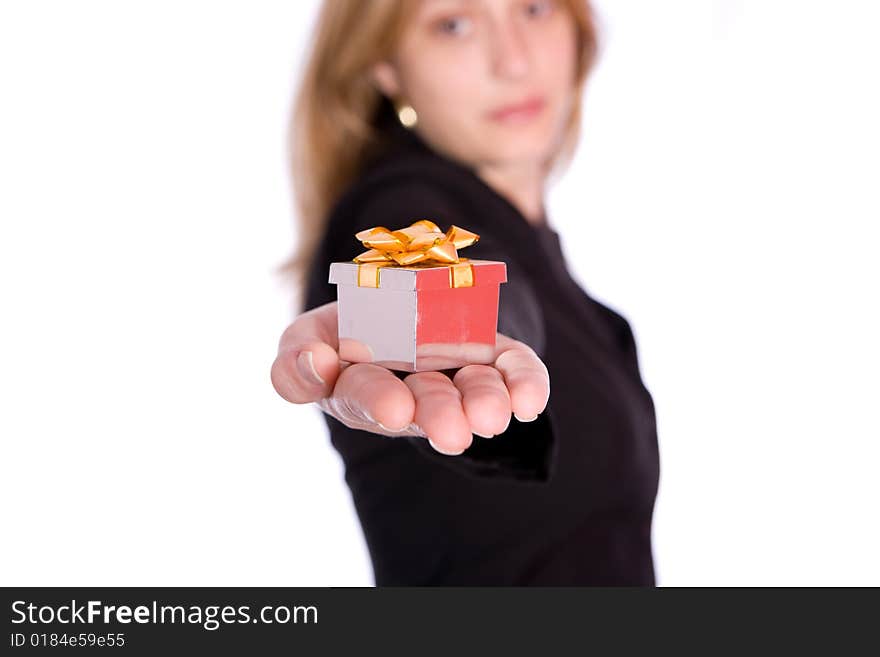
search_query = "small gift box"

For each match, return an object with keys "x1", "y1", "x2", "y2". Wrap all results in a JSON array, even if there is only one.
[{"x1": 329, "y1": 219, "x2": 507, "y2": 372}]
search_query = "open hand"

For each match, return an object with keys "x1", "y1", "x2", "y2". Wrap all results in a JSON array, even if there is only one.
[{"x1": 270, "y1": 301, "x2": 550, "y2": 455}]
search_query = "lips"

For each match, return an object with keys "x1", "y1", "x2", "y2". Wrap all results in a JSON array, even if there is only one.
[{"x1": 487, "y1": 95, "x2": 546, "y2": 122}]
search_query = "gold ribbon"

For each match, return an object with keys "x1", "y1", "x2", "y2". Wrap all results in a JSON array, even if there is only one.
[{"x1": 352, "y1": 219, "x2": 480, "y2": 288}]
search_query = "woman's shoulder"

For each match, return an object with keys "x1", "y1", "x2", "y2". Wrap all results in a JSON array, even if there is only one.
[
  {"x1": 325, "y1": 138, "x2": 540, "y2": 262},
  {"x1": 307, "y1": 141, "x2": 476, "y2": 294},
  {"x1": 327, "y1": 146, "x2": 475, "y2": 235}
]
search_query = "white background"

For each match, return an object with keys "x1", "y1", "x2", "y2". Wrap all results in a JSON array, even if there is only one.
[{"x1": 1, "y1": 1, "x2": 877, "y2": 586}]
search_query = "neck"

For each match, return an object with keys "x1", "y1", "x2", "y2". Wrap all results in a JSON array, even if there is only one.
[{"x1": 474, "y1": 160, "x2": 547, "y2": 226}]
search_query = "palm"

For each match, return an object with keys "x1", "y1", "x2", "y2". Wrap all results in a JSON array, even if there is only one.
[{"x1": 271, "y1": 301, "x2": 549, "y2": 455}]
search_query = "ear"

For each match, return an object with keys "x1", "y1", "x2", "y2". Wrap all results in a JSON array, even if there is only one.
[{"x1": 371, "y1": 60, "x2": 401, "y2": 98}]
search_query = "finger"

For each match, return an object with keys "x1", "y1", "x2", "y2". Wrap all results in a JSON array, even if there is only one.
[
  {"x1": 326, "y1": 363, "x2": 416, "y2": 432},
  {"x1": 493, "y1": 334, "x2": 550, "y2": 422},
  {"x1": 404, "y1": 372, "x2": 473, "y2": 455},
  {"x1": 270, "y1": 301, "x2": 341, "y2": 404},
  {"x1": 453, "y1": 365, "x2": 512, "y2": 438}
]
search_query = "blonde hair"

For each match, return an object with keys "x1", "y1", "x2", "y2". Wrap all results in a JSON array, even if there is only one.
[{"x1": 279, "y1": 0, "x2": 600, "y2": 303}]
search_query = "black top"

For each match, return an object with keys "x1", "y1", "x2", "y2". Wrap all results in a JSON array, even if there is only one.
[{"x1": 302, "y1": 98, "x2": 660, "y2": 585}]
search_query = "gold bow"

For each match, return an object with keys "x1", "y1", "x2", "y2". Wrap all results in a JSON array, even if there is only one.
[{"x1": 352, "y1": 219, "x2": 480, "y2": 288}]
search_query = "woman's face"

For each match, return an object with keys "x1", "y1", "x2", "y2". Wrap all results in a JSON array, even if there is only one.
[{"x1": 373, "y1": 0, "x2": 579, "y2": 170}]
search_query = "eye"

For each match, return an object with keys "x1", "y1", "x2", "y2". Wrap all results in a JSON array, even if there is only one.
[
  {"x1": 434, "y1": 15, "x2": 473, "y2": 37},
  {"x1": 523, "y1": 0, "x2": 554, "y2": 19}
]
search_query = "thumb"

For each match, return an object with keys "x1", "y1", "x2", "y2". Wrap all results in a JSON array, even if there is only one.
[{"x1": 270, "y1": 302, "x2": 341, "y2": 404}]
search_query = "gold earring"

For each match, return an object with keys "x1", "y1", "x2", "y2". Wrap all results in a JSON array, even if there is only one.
[{"x1": 394, "y1": 99, "x2": 418, "y2": 129}]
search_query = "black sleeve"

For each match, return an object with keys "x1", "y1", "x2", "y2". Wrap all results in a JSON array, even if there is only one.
[{"x1": 304, "y1": 175, "x2": 557, "y2": 484}]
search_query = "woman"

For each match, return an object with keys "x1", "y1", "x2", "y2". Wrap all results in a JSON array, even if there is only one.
[{"x1": 271, "y1": 0, "x2": 660, "y2": 585}]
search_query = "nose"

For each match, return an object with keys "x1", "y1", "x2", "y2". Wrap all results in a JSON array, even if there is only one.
[{"x1": 488, "y1": 18, "x2": 530, "y2": 80}]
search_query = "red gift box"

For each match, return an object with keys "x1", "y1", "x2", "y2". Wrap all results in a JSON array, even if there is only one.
[{"x1": 328, "y1": 221, "x2": 507, "y2": 372}]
